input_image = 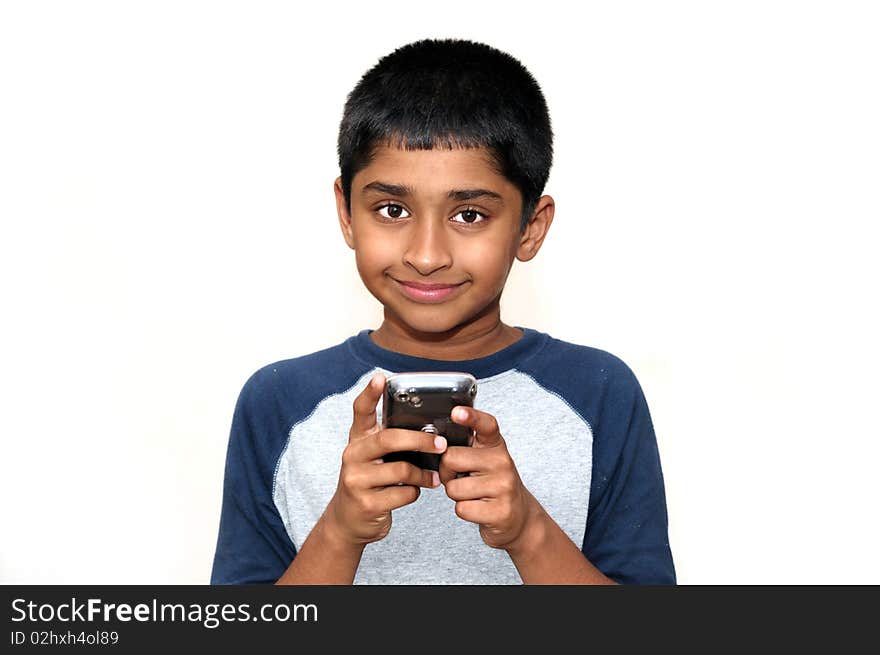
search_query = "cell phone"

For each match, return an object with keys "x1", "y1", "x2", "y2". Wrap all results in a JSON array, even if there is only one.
[{"x1": 380, "y1": 371, "x2": 477, "y2": 471}]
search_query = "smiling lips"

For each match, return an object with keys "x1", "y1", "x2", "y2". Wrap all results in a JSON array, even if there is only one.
[{"x1": 393, "y1": 278, "x2": 465, "y2": 303}]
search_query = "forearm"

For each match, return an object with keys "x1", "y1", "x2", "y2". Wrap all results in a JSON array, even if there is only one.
[
  {"x1": 506, "y1": 496, "x2": 617, "y2": 585},
  {"x1": 275, "y1": 513, "x2": 365, "y2": 585}
]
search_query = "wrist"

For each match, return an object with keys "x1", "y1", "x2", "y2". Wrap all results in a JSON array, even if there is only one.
[
  {"x1": 504, "y1": 492, "x2": 548, "y2": 560},
  {"x1": 275, "y1": 501, "x2": 365, "y2": 585},
  {"x1": 320, "y1": 501, "x2": 367, "y2": 556}
]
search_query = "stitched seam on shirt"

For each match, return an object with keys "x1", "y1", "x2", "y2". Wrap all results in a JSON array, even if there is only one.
[
  {"x1": 346, "y1": 336, "x2": 374, "y2": 369},
  {"x1": 512, "y1": 368, "x2": 595, "y2": 549},
  {"x1": 345, "y1": 330, "x2": 551, "y2": 379},
  {"x1": 512, "y1": 369, "x2": 595, "y2": 437},
  {"x1": 271, "y1": 370, "x2": 372, "y2": 502}
]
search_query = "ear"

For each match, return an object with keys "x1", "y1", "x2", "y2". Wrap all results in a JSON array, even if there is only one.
[
  {"x1": 515, "y1": 195, "x2": 555, "y2": 262},
  {"x1": 334, "y1": 176, "x2": 355, "y2": 250}
]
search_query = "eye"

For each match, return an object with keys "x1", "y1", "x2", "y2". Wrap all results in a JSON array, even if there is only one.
[
  {"x1": 452, "y1": 208, "x2": 488, "y2": 225},
  {"x1": 376, "y1": 204, "x2": 411, "y2": 220}
]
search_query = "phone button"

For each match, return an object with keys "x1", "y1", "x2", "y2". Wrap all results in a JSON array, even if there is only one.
[{"x1": 420, "y1": 424, "x2": 438, "y2": 435}]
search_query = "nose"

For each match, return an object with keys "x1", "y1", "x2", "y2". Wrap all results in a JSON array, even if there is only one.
[{"x1": 403, "y1": 216, "x2": 453, "y2": 276}]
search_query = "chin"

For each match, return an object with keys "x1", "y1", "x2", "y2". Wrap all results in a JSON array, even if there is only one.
[
  {"x1": 397, "y1": 314, "x2": 460, "y2": 335},
  {"x1": 401, "y1": 307, "x2": 498, "y2": 338}
]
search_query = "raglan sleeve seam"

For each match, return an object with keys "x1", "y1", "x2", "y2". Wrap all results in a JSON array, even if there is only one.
[
  {"x1": 581, "y1": 355, "x2": 676, "y2": 584},
  {"x1": 210, "y1": 365, "x2": 299, "y2": 584}
]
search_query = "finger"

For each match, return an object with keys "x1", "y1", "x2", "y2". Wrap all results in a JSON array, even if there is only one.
[
  {"x1": 368, "y1": 461, "x2": 440, "y2": 490},
  {"x1": 451, "y1": 406, "x2": 503, "y2": 448},
  {"x1": 454, "y1": 499, "x2": 495, "y2": 525},
  {"x1": 443, "y1": 474, "x2": 495, "y2": 501},
  {"x1": 355, "y1": 428, "x2": 447, "y2": 462},
  {"x1": 374, "y1": 484, "x2": 421, "y2": 512},
  {"x1": 350, "y1": 372, "x2": 386, "y2": 439},
  {"x1": 438, "y1": 454, "x2": 457, "y2": 486},
  {"x1": 441, "y1": 445, "x2": 495, "y2": 476}
]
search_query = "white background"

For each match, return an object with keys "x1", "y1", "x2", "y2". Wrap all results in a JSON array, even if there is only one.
[{"x1": 1, "y1": 1, "x2": 877, "y2": 584}]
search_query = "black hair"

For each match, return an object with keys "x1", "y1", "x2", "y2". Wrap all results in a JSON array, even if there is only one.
[{"x1": 337, "y1": 38, "x2": 553, "y2": 233}]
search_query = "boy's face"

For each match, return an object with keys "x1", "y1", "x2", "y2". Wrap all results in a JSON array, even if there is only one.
[{"x1": 334, "y1": 144, "x2": 553, "y2": 338}]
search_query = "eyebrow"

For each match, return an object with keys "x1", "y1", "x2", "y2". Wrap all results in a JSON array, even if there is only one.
[{"x1": 362, "y1": 181, "x2": 504, "y2": 204}]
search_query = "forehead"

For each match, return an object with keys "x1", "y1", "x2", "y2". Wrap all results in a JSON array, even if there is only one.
[{"x1": 355, "y1": 144, "x2": 517, "y2": 201}]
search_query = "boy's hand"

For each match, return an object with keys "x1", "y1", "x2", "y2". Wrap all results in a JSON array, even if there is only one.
[
  {"x1": 325, "y1": 372, "x2": 445, "y2": 547},
  {"x1": 439, "y1": 406, "x2": 538, "y2": 551}
]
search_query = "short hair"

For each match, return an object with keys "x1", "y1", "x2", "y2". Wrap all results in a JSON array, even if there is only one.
[{"x1": 337, "y1": 38, "x2": 553, "y2": 233}]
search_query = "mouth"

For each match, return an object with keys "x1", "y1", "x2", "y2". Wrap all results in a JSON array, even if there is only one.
[{"x1": 392, "y1": 278, "x2": 467, "y2": 303}]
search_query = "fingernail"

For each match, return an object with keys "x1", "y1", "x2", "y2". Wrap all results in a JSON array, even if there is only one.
[
  {"x1": 453, "y1": 408, "x2": 467, "y2": 421},
  {"x1": 434, "y1": 435, "x2": 447, "y2": 451},
  {"x1": 431, "y1": 471, "x2": 440, "y2": 487}
]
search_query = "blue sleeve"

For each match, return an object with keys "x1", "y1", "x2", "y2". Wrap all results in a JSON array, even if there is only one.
[
  {"x1": 582, "y1": 362, "x2": 676, "y2": 584},
  {"x1": 210, "y1": 367, "x2": 298, "y2": 584}
]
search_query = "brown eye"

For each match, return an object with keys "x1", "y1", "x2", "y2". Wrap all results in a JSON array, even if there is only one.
[
  {"x1": 377, "y1": 204, "x2": 410, "y2": 220},
  {"x1": 452, "y1": 208, "x2": 487, "y2": 225}
]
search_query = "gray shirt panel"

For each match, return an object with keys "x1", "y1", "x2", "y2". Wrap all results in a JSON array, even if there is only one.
[{"x1": 273, "y1": 368, "x2": 593, "y2": 584}]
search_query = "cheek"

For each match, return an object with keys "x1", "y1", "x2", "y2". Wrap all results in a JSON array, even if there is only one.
[
  {"x1": 353, "y1": 235, "x2": 398, "y2": 272},
  {"x1": 460, "y1": 245, "x2": 512, "y2": 281}
]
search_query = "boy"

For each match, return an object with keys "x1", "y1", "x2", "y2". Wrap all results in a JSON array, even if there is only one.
[{"x1": 210, "y1": 38, "x2": 675, "y2": 585}]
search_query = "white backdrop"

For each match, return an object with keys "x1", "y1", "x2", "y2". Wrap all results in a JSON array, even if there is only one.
[{"x1": 2, "y1": 1, "x2": 878, "y2": 584}]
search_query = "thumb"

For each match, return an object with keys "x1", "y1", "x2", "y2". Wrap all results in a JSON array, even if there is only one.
[
  {"x1": 350, "y1": 372, "x2": 386, "y2": 439},
  {"x1": 452, "y1": 406, "x2": 503, "y2": 448}
]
